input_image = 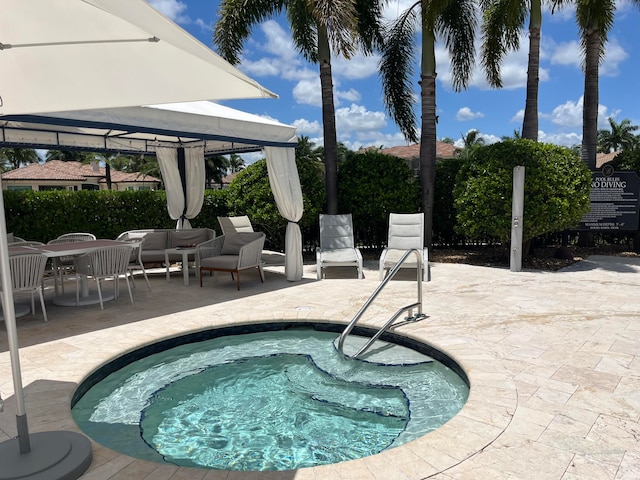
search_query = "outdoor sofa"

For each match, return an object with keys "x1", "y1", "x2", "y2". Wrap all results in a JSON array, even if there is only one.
[{"x1": 116, "y1": 228, "x2": 215, "y2": 264}]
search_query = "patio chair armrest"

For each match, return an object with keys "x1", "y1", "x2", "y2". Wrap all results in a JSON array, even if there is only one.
[
  {"x1": 237, "y1": 235, "x2": 265, "y2": 268},
  {"x1": 196, "y1": 236, "x2": 224, "y2": 261}
]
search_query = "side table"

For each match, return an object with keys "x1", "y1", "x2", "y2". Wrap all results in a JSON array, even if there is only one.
[{"x1": 165, "y1": 247, "x2": 198, "y2": 286}]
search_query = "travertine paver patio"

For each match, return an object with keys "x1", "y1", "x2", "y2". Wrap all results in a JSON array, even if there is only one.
[{"x1": 0, "y1": 255, "x2": 639, "y2": 479}]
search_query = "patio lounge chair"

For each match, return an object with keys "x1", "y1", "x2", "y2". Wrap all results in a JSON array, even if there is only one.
[
  {"x1": 316, "y1": 214, "x2": 363, "y2": 280},
  {"x1": 217, "y1": 215, "x2": 255, "y2": 235},
  {"x1": 379, "y1": 213, "x2": 429, "y2": 281},
  {"x1": 196, "y1": 232, "x2": 265, "y2": 290}
]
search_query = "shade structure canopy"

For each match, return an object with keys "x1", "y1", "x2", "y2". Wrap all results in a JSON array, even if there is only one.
[
  {"x1": 0, "y1": 101, "x2": 298, "y2": 156},
  {"x1": 0, "y1": 0, "x2": 276, "y2": 116}
]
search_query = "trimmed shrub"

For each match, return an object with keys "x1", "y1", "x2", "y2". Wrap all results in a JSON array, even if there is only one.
[
  {"x1": 454, "y1": 139, "x2": 591, "y2": 248},
  {"x1": 225, "y1": 157, "x2": 325, "y2": 251},
  {"x1": 338, "y1": 150, "x2": 420, "y2": 248}
]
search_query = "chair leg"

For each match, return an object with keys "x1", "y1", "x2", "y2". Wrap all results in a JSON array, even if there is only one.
[
  {"x1": 236, "y1": 271, "x2": 240, "y2": 290},
  {"x1": 200, "y1": 267, "x2": 204, "y2": 287},
  {"x1": 124, "y1": 276, "x2": 134, "y2": 304},
  {"x1": 140, "y1": 263, "x2": 151, "y2": 290},
  {"x1": 38, "y1": 288, "x2": 48, "y2": 322},
  {"x1": 257, "y1": 266, "x2": 264, "y2": 284},
  {"x1": 95, "y1": 279, "x2": 104, "y2": 310}
]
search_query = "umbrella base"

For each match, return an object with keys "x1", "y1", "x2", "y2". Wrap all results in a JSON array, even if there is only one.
[{"x1": 0, "y1": 431, "x2": 92, "y2": 480}]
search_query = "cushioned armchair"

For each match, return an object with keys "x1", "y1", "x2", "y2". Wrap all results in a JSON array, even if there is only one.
[{"x1": 196, "y1": 232, "x2": 266, "y2": 290}]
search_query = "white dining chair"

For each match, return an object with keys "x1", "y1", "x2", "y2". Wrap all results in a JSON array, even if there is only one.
[
  {"x1": 8, "y1": 253, "x2": 49, "y2": 322},
  {"x1": 74, "y1": 245, "x2": 134, "y2": 310},
  {"x1": 47, "y1": 233, "x2": 97, "y2": 293}
]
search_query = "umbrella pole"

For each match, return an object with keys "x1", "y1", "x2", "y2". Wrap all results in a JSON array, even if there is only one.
[{"x1": 0, "y1": 181, "x2": 93, "y2": 479}]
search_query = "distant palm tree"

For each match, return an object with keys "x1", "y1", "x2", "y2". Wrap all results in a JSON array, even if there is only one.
[
  {"x1": 597, "y1": 118, "x2": 639, "y2": 153},
  {"x1": 458, "y1": 130, "x2": 486, "y2": 160},
  {"x1": 0, "y1": 148, "x2": 39, "y2": 171},
  {"x1": 228, "y1": 154, "x2": 245, "y2": 173},
  {"x1": 214, "y1": 0, "x2": 385, "y2": 214},
  {"x1": 480, "y1": 0, "x2": 545, "y2": 140},
  {"x1": 553, "y1": 0, "x2": 640, "y2": 169},
  {"x1": 205, "y1": 156, "x2": 229, "y2": 188},
  {"x1": 379, "y1": 0, "x2": 478, "y2": 246},
  {"x1": 45, "y1": 150, "x2": 90, "y2": 162}
]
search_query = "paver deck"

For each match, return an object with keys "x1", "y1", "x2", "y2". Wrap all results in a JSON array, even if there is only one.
[{"x1": 1, "y1": 255, "x2": 639, "y2": 479}]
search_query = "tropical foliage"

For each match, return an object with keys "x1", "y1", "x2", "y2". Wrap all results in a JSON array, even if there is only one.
[
  {"x1": 454, "y1": 140, "x2": 591, "y2": 248},
  {"x1": 0, "y1": 148, "x2": 39, "y2": 171},
  {"x1": 337, "y1": 150, "x2": 420, "y2": 248},
  {"x1": 480, "y1": 0, "x2": 544, "y2": 140},
  {"x1": 597, "y1": 118, "x2": 639, "y2": 153},
  {"x1": 379, "y1": 0, "x2": 478, "y2": 247},
  {"x1": 213, "y1": 0, "x2": 385, "y2": 215}
]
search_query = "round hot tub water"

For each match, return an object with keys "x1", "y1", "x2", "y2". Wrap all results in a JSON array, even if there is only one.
[{"x1": 72, "y1": 323, "x2": 469, "y2": 471}]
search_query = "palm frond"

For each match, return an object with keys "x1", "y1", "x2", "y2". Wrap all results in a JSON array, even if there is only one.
[
  {"x1": 213, "y1": 0, "x2": 285, "y2": 64},
  {"x1": 437, "y1": 0, "x2": 479, "y2": 92},
  {"x1": 312, "y1": 0, "x2": 359, "y2": 59},
  {"x1": 379, "y1": 6, "x2": 420, "y2": 143},
  {"x1": 480, "y1": 0, "x2": 527, "y2": 88}
]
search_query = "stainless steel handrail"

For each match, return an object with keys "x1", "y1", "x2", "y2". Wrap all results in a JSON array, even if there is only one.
[{"x1": 337, "y1": 248, "x2": 426, "y2": 359}]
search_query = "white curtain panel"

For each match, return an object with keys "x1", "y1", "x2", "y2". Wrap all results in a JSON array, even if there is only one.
[
  {"x1": 184, "y1": 145, "x2": 205, "y2": 228},
  {"x1": 157, "y1": 145, "x2": 205, "y2": 229},
  {"x1": 265, "y1": 146, "x2": 303, "y2": 281},
  {"x1": 156, "y1": 146, "x2": 184, "y2": 226}
]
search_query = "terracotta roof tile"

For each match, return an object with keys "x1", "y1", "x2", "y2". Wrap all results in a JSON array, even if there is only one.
[
  {"x1": 2, "y1": 161, "x2": 160, "y2": 183},
  {"x1": 596, "y1": 151, "x2": 622, "y2": 168},
  {"x1": 373, "y1": 142, "x2": 460, "y2": 160}
]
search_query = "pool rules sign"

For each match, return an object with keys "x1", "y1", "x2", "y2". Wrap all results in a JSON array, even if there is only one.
[{"x1": 577, "y1": 170, "x2": 640, "y2": 231}]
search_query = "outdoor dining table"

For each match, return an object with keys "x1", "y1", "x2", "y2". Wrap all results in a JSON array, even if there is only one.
[{"x1": 8, "y1": 239, "x2": 131, "y2": 307}]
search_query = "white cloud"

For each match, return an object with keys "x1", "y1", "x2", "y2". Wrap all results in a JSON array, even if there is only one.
[
  {"x1": 292, "y1": 79, "x2": 322, "y2": 106},
  {"x1": 548, "y1": 96, "x2": 619, "y2": 129},
  {"x1": 511, "y1": 109, "x2": 524, "y2": 123},
  {"x1": 550, "y1": 40, "x2": 581, "y2": 68},
  {"x1": 549, "y1": 98, "x2": 583, "y2": 127},
  {"x1": 538, "y1": 130, "x2": 582, "y2": 147},
  {"x1": 601, "y1": 38, "x2": 629, "y2": 76},
  {"x1": 336, "y1": 104, "x2": 387, "y2": 133},
  {"x1": 332, "y1": 53, "x2": 381, "y2": 80},
  {"x1": 336, "y1": 89, "x2": 361, "y2": 103},
  {"x1": 293, "y1": 118, "x2": 322, "y2": 136},
  {"x1": 456, "y1": 107, "x2": 484, "y2": 121},
  {"x1": 258, "y1": 21, "x2": 299, "y2": 61},
  {"x1": 147, "y1": 0, "x2": 189, "y2": 23}
]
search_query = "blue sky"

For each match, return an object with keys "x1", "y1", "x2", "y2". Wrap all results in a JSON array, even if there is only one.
[{"x1": 148, "y1": 0, "x2": 640, "y2": 152}]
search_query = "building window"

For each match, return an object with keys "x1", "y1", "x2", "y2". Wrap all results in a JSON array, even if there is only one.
[
  {"x1": 6, "y1": 185, "x2": 32, "y2": 191},
  {"x1": 138, "y1": 186, "x2": 151, "y2": 191},
  {"x1": 39, "y1": 186, "x2": 67, "y2": 191}
]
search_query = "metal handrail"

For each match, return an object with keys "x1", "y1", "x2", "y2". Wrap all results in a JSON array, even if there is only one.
[{"x1": 337, "y1": 248, "x2": 426, "y2": 359}]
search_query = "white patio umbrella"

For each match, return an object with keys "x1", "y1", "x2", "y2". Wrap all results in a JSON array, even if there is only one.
[
  {"x1": 0, "y1": 1, "x2": 279, "y2": 479},
  {"x1": 0, "y1": 0, "x2": 276, "y2": 116}
]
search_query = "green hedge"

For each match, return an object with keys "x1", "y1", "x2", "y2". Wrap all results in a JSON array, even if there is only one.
[{"x1": 4, "y1": 189, "x2": 229, "y2": 243}]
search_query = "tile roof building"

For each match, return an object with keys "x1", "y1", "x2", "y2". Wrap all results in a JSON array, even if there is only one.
[{"x1": 1, "y1": 160, "x2": 161, "y2": 191}]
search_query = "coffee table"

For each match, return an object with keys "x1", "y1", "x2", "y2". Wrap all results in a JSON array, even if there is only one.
[{"x1": 165, "y1": 247, "x2": 198, "y2": 286}]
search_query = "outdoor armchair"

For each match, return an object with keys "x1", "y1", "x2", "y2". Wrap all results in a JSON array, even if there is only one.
[
  {"x1": 316, "y1": 214, "x2": 363, "y2": 280},
  {"x1": 197, "y1": 232, "x2": 265, "y2": 290}
]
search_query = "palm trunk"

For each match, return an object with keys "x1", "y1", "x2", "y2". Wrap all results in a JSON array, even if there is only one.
[
  {"x1": 420, "y1": 28, "x2": 437, "y2": 248},
  {"x1": 582, "y1": 27, "x2": 600, "y2": 171},
  {"x1": 318, "y1": 26, "x2": 339, "y2": 214},
  {"x1": 522, "y1": 0, "x2": 541, "y2": 141}
]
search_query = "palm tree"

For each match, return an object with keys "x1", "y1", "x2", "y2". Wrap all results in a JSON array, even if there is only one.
[
  {"x1": 458, "y1": 129, "x2": 486, "y2": 160},
  {"x1": 228, "y1": 154, "x2": 245, "y2": 173},
  {"x1": 552, "y1": 0, "x2": 640, "y2": 169},
  {"x1": 205, "y1": 156, "x2": 229, "y2": 188},
  {"x1": 379, "y1": 0, "x2": 478, "y2": 246},
  {"x1": 213, "y1": 0, "x2": 385, "y2": 214},
  {"x1": 45, "y1": 150, "x2": 90, "y2": 162},
  {"x1": 597, "y1": 117, "x2": 639, "y2": 153},
  {"x1": 0, "y1": 148, "x2": 39, "y2": 171},
  {"x1": 480, "y1": 0, "x2": 544, "y2": 141}
]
